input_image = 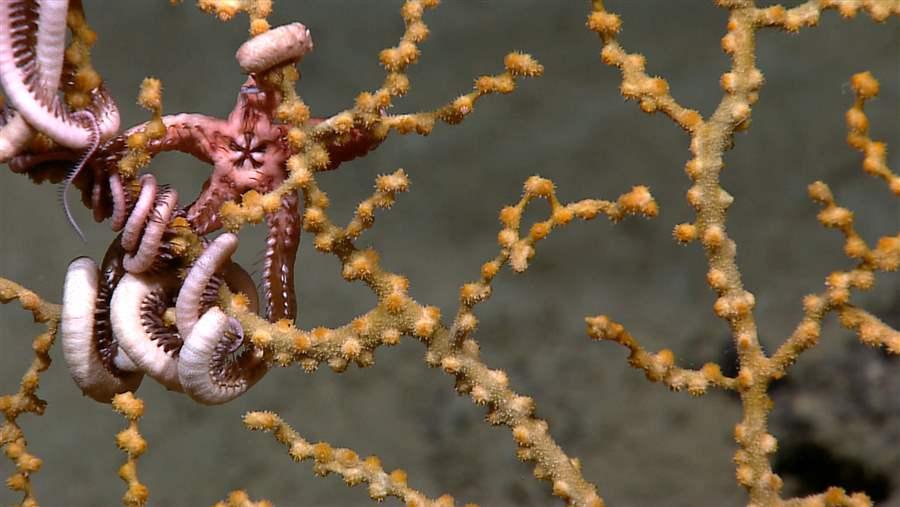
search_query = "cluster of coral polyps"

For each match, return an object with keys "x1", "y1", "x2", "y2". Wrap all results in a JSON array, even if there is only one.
[{"x1": 1, "y1": 0, "x2": 898, "y2": 506}]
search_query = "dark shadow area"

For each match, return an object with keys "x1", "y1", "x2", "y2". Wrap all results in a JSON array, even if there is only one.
[{"x1": 775, "y1": 439, "x2": 892, "y2": 503}]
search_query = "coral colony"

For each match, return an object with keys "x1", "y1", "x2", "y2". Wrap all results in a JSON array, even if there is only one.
[{"x1": 0, "y1": 0, "x2": 897, "y2": 506}]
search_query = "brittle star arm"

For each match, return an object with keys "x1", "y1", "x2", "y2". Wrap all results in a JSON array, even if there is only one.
[
  {"x1": 9, "y1": 113, "x2": 220, "y2": 175},
  {"x1": 106, "y1": 113, "x2": 220, "y2": 165},
  {"x1": 5, "y1": 113, "x2": 222, "y2": 224},
  {"x1": 263, "y1": 191, "x2": 300, "y2": 322},
  {"x1": 0, "y1": 0, "x2": 74, "y2": 162},
  {"x1": 0, "y1": 104, "x2": 35, "y2": 162},
  {"x1": 185, "y1": 181, "x2": 241, "y2": 237},
  {"x1": 0, "y1": 0, "x2": 73, "y2": 148},
  {"x1": 305, "y1": 118, "x2": 384, "y2": 172},
  {"x1": 1, "y1": 1, "x2": 120, "y2": 152}
]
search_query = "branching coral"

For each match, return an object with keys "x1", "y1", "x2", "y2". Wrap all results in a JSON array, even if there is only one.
[
  {"x1": 0, "y1": 1, "x2": 897, "y2": 506},
  {"x1": 0, "y1": 279, "x2": 59, "y2": 507},
  {"x1": 587, "y1": 1, "x2": 897, "y2": 504},
  {"x1": 111, "y1": 392, "x2": 148, "y2": 507}
]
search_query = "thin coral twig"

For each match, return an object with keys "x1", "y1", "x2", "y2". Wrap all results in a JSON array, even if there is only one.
[
  {"x1": 586, "y1": 315, "x2": 739, "y2": 394},
  {"x1": 111, "y1": 392, "x2": 149, "y2": 507},
  {"x1": 214, "y1": 490, "x2": 274, "y2": 507},
  {"x1": 0, "y1": 278, "x2": 61, "y2": 507},
  {"x1": 771, "y1": 71, "x2": 899, "y2": 374},
  {"x1": 244, "y1": 411, "x2": 466, "y2": 507}
]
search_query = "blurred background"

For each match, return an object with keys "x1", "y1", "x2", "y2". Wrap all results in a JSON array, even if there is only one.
[{"x1": 1, "y1": 1, "x2": 897, "y2": 506}]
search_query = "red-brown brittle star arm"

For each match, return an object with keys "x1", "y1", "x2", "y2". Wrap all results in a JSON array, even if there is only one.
[
  {"x1": 186, "y1": 181, "x2": 241, "y2": 237},
  {"x1": 306, "y1": 117, "x2": 384, "y2": 172},
  {"x1": 106, "y1": 113, "x2": 221, "y2": 165},
  {"x1": 6, "y1": 113, "x2": 221, "y2": 216},
  {"x1": 8, "y1": 112, "x2": 219, "y2": 174},
  {"x1": 263, "y1": 191, "x2": 300, "y2": 322}
]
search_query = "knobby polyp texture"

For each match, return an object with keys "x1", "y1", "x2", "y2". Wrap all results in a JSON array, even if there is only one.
[{"x1": 0, "y1": 1, "x2": 897, "y2": 506}]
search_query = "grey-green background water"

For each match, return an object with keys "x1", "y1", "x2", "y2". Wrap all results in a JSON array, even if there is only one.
[{"x1": 1, "y1": 2, "x2": 898, "y2": 506}]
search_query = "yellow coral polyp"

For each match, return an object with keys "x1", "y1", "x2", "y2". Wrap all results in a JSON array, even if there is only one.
[
  {"x1": 249, "y1": 18, "x2": 269, "y2": 35},
  {"x1": 74, "y1": 67, "x2": 101, "y2": 92},
  {"x1": 523, "y1": 176, "x2": 554, "y2": 198},
  {"x1": 138, "y1": 78, "x2": 163, "y2": 111},
  {"x1": 503, "y1": 52, "x2": 543, "y2": 77},
  {"x1": 243, "y1": 411, "x2": 279, "y2": 431},
  {"x1": 375, "y1": 170, "x2": 410, "y2": 193},
  {"x1": 499, "y1": 206, "x2": 520, "y2": 228},
  {"x1": 586, "y1": 11, "x2": 621, "y2": 35},
  {"x1": 850, "y1": 71, "x2": 879, "y2": 98}
]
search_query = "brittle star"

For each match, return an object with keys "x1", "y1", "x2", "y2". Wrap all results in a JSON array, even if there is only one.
[
  {"x1": 10, "y1": 22, "x2": 378, "y2": 322},
  {"x1": 5, "y1": 18, "x2": 382, "y2": 403}
]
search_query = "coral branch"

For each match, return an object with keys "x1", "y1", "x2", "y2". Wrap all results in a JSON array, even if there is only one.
[
  {"x1": 244, "y1": 411, "x2": 463, "y2": 506},
  {"x1": 845, "y1": 71, "x2": 900, "y2": 195},
  {"x1": 116, "y1": 78, "x2": 168, "y2": 180},
  {"x1": 376, "y1": 51, "x2": 544, "y2": 138},
  {"x1": 0, "y1": 278, "x2": 61, "y2": 324},
  {"x1": 838, "y1": 305, "x2": 900, "y2": 353},
  {"x1": 1, "y1": 1, "x2": 897, "y2": 505},
  {"x1": 769, "y1": 74, "x2": 897, "y2": 377},
  {"x1": 586, "y1": 315, "x2": 738, "y2": 394},
  {"x1": 450, "y1": 178, "x2": 657, "y2": 343},
  {"x1": 214, "y1": 490, "x2": 274, "y2": 507},
  {"x1": 587, "y1": 4, "x2": 703, "y2": 133},
  {"x1": 0, "y1": 278, "x2": 60, "y2": 507},
  {"x1": 196, "y1": 0, "x2": 273, "y2": 34},
  {"x1": 754, "y1": 1, "x2": 898, "y2": 31},
  {"x1": 429, "y1": 180, "x2": 658, "y2": 506},
  {"x1": 220, "y1": 177, "x2": 657, "y2": 506},
  {"x1": 592, "y1": 2, "x2": 780, "y2": 501},
  {"x1": 343, "y1": 169, "x2": 409, "y2": 240},
  {"x1": 807, "y1": 179, "x2": 898, "y2": 274},
  {"x1": 431, "y1": 337, "x2": 603, "y2": 507},
  {"x1": 589, "y1": 4, "x2": 898, "y2": 505},
  {"x1": 111, "y1": 392, "x2": 149, "y2": 507},
  {"x1": 783, "y1": 486, "x2": 874, "y2": 507}
]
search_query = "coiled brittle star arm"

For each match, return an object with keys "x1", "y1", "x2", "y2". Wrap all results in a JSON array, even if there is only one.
[
  {"x1": 0, "y1": 0, "x2": 68, "y2": 153},
  {"x1": 0, "y1": 0, "x2": 119, "y2": 150}
]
